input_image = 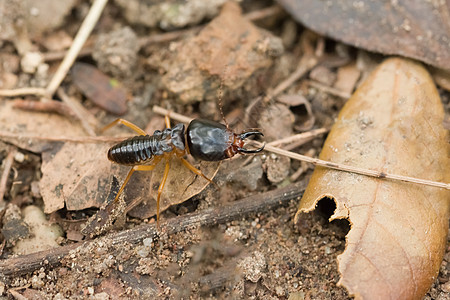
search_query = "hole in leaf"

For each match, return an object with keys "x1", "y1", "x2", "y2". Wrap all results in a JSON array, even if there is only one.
[{"x1": 316, "y1": 197, "x2": 350, "y2": 233}]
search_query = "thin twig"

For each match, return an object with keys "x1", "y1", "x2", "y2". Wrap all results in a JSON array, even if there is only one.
[
  {"x1": 269, "y1": 56, "x2": 318, "y2": 98},
  {"x1": 45, "y1": 0, "x2": 109, "y2": 96},
  {"x1": 12, "y1": 99, "x2": 76, "y2": 118},
  {"x1": 307, "y1": 80, "x2": 352, "y2": 99},
  {"x1": 0, "y1": 147, "x2": 17, "y2": 206},
  {"x1": 264, "y1": 32, "x2": 324, "y2": 101},
  {"x1": 0, "y1": 88, "x2": 47, "y2": 98},
  {"x1": 152, "y1": 105, "x2": 450, "y2": 190},
  {"x1": 0, "y1": 0, "x2": 108, "y2": 104},
  {"x1": 153, "y1": 106, "x2": 192, "y2": 124},
  {"x1": 0, "y1": 181, "x2": 306, "y2": 278},
  {"x1": 267, "y1": 128, "x2": 328, "y2": 147},
  {"x1": 56, "y1": 88, "x2": 97, "y2": 136},
  {"x1": 261, "y1": 143, "x2": 450, "y2": 190},
  {"x1": 0, "y1": 131, "x2": 127, "y2": 143},
  {"x1": 138, "y1": 27, "x2": 198, "y2": 48},
  {"x1": 198, "y1": 263, "x2": 238, "y2": 292}
]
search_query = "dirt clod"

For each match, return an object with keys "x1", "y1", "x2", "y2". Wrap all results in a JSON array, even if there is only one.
[
  {"x1": 238, "y1": 251, "x2": 267, "y2": 283},
  {"x1": 264, "y1": 154, "x2": 291, "y2": 184},
  {"x1": 114, "y1": 0, "x2": 226, "y2": 29},
  {"x1": 258, "y1": 103, "x2": 295, "y2": 141},
  {"x1": 93, "y1": 26, "x2": 139, "y2": 79},
  {"x1": 157, "y1": 2, "x2": 284, "y2": 103}
]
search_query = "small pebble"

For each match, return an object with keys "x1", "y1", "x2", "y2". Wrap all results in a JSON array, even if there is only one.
[
  {"x1": 14, "y1": 151, "x2": 25, "y2": 163},
  {"x1": 265, "y1": 153, "x2": 290, "y2": 184},
  {"x1": 288, "y1": 291, "x2": 305, "y2": 300},
  {"x1": 136, "y1": 246, "x2": 150, "y2": 258},
  {"x1": 238, "y1": 251, "x2": 266, "y2": 282},
  {"x1": 93, "y1": 292, "x2": 110, "y2": 300},
  {"x1": 143, "y1": 237, "x2": 153, "y2": 247},
  {"x1": 30, "y1": 181, "x2": 41, "y2": 198},
  {"x1": 31, "y1": 274, "x2": 45, "y2": 289},
  {"x1": 442, "y1": 281, "x2": 450, "y2": 293},
  {"x1": 21, "y1": 52, "x2": 43, "y2": 74},
  {"x1": 87, "y1": 286, "x2": 94, "y2": 295},
  {"x1": 275, "y1": 286, "x2": 285, "y2": 297},
  {"x1": 93, "y1": 27, "x2": 139, "y2": 78}
]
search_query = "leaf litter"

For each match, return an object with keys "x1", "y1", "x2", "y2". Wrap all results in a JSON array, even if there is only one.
[
  {"x1": 71, "y1": 62, "x2": 128, "y2": 115},
  {"x1": 296, "y1": 58, "x2": 450, "y2": 299},
  {"x1": 0, "y1": 1, "x2": 449, "y2": 299},
  {"x1": 277, "y1": 0, "x2": 450, "y2": 70},
  {"x1": 39, "y1": 134, "x2": 220, "y2": 220},
  {"x1": 0, "y1": 101, "x2": 86, "y2": 153}
]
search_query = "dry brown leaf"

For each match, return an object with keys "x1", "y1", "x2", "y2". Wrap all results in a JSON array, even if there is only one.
[
  {"x1": 296, "y1": 58, "x2": 450, "y2": 299},
  {"x1": 277, "y1": 0, "x2": 450, "y2": 70},
  {"x1": 334, "y1": 63, "x2": 361, "y2": 95},
  {"x1": 126, "y1": 157, "x2": 219, "y2": 219},
  {"x1": 40, "y1": 143, "x2": 119, "y2": 213},
  {"x1": 0, "y1": 101, "x2": 86, "y2": 153},
  {"x1": 40, "y1": 141, "x2": 219, "y2": 218},
  {"x1": 71, "y1": 62, "x2": 128, "y2": 115}
]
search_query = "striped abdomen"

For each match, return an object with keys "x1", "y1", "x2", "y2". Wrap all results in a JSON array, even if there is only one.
[
  {"x1": 107, "y1": 135, "x2": 162, "y2": 165},
  {"x1": 107, "y1": 123, "x2": 186, "y2": 165}
]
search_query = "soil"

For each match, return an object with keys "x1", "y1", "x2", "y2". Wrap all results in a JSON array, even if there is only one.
[{"x1": 0, "y1": 1, "x2": 449, "y2": 299}]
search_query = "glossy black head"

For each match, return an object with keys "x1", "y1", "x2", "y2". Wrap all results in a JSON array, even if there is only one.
[
  {"x1": 187, "y1": 119, "x2": 265, "y2": 161},
  {"x1": 187, "y1": 119, "x2": 232, "y2": 161}
]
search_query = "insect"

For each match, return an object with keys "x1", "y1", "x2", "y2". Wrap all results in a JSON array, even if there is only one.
[{"x1": 102, "y1": 114, "x2": 264, "y2": 226}]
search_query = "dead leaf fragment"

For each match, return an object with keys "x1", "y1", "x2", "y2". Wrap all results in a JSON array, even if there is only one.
[
  {"x1": 0, "y1": 101, "x2": 86, "y2": 153},
  {"x1": 40, "y1": 139, "x2": 219, "y2": 219},
  {"x1": 40, "y1": 143, "x2": 119, "y2": 213},
  {"x1": 81, "y1": 176, "x2": 126, "y2": 237},
  {"x1": 296, "y1": 58, "x2": 450, "y2": 299},
  {"x1": 71, "y1": 62, "x2": 128, "y2": 115},
  {"x1": 277, "y1": 0, "x2": 450, "y2": 70},
  {"x1": 126, "y1": 157, "x2": 219, "y2": 219},
  {"x1": 334, "y1": 63, "x2": 360, "y2": 95}
]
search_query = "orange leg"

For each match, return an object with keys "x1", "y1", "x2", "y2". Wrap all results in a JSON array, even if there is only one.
[
  {"x1": 156, "y1": 158, "x2": 171, "y2": 227},
  {"x1": 101, "y1": 118, "x2": 147, "y2": 136},
  {"x1": 114, "y1": 163, "x2": 160, "y2": 204},
  {"x1": 164, "y1": 114, "x2": 171, "y2": 128},
  {"x1": 180, "y1": 158, "x2": 219, "y2": 189}
]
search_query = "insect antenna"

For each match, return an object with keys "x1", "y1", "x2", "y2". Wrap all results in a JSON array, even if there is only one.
[
  {"x1": 216, "y1": 65, "x2": 263, "y2": 134},
  {"x1": 217, "y1": 65, "x2": 230, "y2": 130}
]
